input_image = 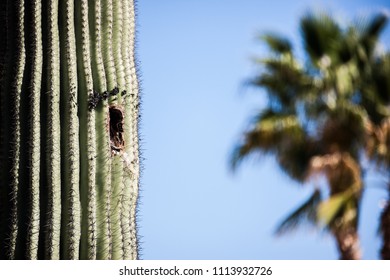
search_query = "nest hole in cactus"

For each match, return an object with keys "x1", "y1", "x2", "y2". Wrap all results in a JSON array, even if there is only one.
[{"x1": 109, "y1": 105, "x2": 125, "y2": 153}]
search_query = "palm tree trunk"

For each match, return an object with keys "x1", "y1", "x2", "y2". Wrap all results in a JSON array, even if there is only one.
[
  {"x1": 380, "y1": 189, "x2": 390, "y2": 259},
  {"x1": 334, "y1": 229, "x2": 361, "y2": 260}
]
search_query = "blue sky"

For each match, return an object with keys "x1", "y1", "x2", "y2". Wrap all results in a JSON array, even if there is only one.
[{"x1": 136, "y1": 0, "x2": 390, "y2": 259}]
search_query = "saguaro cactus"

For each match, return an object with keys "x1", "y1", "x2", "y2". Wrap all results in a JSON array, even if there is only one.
[{"x1": 0, "y1": 0, "x2": 140, "y2": 260}]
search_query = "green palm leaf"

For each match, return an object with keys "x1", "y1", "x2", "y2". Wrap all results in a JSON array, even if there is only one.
[
  {"x1": 260, "y1": 33, "x2": 292, "y2": 54},
  {"x1": 230, "y1": 110, "x2": 304, "y2": 171},
  {"x1": 276, "y1": 137, "x2": 318, "y2": 182},
  {"x1": 357, "y1": 12, "x2": 388, "y2": 59},
  {"x1": 361, "y1": 54, "x2": 390, "y2": 125},
  {"x1": 317, "y1": 187, "x2": 358, "y2": 227},
  {"x1": 275, "y1": 189, "x2": 321, "y2": 236},
  {"x1": 300, "y1": 12, "x2": 342, "y2": 63},
  {"x1": 252, "y1": 58, "x2": 313, "y2": 109}
]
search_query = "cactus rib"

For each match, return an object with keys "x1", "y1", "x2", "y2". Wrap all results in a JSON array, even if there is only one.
[
  {"x1": 90, "y1": 0, "x2": 112, "y2": 260},
  {"x1": 43, "y1": 0, "x2": 62, "y2": 260},
  {"x1": 24, "y1": 0, "x2": 42, "y2": 260},
  {"x1": 76, "y1": 0, "x2": 97, "y2": 260},
  {"x1": 59, "y1": 0, "x2": 81, "y2": 260},
  {"x1": 120, "y1": 0, "x2": 133, "y2": 259},
  {"x1": 129, "y1": 0, "x2": 141, "y2": 259}
]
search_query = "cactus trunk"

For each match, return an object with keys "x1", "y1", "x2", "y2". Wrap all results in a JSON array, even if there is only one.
[{"x1": 0, "y1": 0, "x2": 140, "y2": 260}]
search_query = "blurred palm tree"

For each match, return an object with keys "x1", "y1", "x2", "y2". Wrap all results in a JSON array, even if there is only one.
[{"x1": 232, "y1": 11, "x2": 389, "y2": 259}]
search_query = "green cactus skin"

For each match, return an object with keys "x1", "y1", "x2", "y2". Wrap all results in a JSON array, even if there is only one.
[{"x1": 0, "y1": 0, "x2": 140, "y2": 260}]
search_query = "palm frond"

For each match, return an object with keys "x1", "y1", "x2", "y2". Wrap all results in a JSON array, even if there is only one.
[
  {"x1": 337, "y1": 27, "x2": 359, "y2": 64},
  {"x1": 357, "y1": 12, "x2": 389, "y2": 58},
  {"x1": 230, "y1": 110, "x2": 303, "y2": 171},
  {"x1": 360, "y1": 54, "x2": 390, "y2": 125},
  {"x1": 371, "y1": 54, "x2": 390, "y2": 104},
  {"x1": 362, "y1": 12, "x2": 388, "y2": 38},
  {"x1": 253, "y1": 74, "x2": 293, "y2": 109},
  {"x1": 260, "y1": 33, "x2": 292, "y2": 54},
  {"x1": 317, "y1": 187, "x2": 359, "y2": 228},
  {"x1": 275, "y1": 189, "x2": 322, "y2": 236},
  {"x1": 300, "y1": 12, "x2": 342, "y2": 63},
  {"x1": 260, "y1": 58, "x2": 306, "y2": 83},
  {"x1": 252, "y1": 58, "x2": 313, "y2": 109},
  {"x1": 230, "y1": 131, "x2": 268, "y2": 171},
  {"x1": 277, "y1": 137, "x2": 319, "y2": 182}
]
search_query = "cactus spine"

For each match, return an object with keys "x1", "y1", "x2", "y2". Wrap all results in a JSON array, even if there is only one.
[{"x1": 0, "y1": 0, "x2": 140, "y2": 260}]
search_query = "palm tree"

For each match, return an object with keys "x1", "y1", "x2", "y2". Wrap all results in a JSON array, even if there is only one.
[{"x1": 232, "y1": 11, "x2": 388, "y2": 259}]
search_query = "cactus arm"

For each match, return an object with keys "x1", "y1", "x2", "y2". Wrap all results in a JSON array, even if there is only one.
[
  {"x1": 76, "y1": 0, "x2": 97, "y2": 260},
  {"x1": 59, "y1": 0, "x2": 81, "y2": 260},
  {"x1": 42, "y1": 0, "x2": 62, "y2": 260},
  {"x1": 89, "y1": 0, "x2": 112, "y2": 260}
]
